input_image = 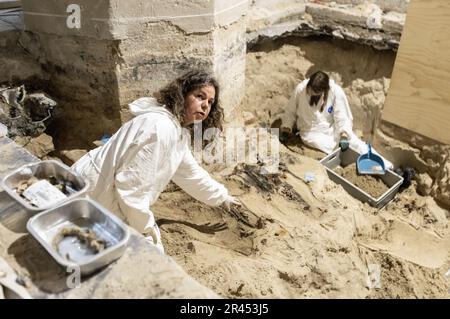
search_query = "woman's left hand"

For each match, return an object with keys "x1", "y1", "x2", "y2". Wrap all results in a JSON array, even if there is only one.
[
  {"x1": 339, "y1": 132, "x2": 349, "y2": 151},
  {"x1": 339, "y1": 137, "x2": 349, "y2": 151}
]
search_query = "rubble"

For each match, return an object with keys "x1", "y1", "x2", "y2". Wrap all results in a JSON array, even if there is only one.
[
  {"x1": 247, "y1": 1, "x2": 407, "y2": 50},
  {"x1": 59, "y1": 149, "x2": 88, "y2": 166},
  {"x1": 0, "y1": 85, "x2": 57, "y2": 140},
  {"x1": 22, "y1": 133, "x2": 55, "y2": 159}
]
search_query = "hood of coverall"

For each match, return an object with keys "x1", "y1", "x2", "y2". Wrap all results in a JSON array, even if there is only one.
[{"x1": 128, "y1": 97, "x2": 174, "y2": 117}]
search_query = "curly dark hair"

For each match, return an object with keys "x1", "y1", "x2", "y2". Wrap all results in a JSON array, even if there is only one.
[{"x1": 156, "y1": 70, "x2": 224, "y2": 132}]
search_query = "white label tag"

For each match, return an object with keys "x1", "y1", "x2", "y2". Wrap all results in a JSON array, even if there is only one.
[{"x1": 22, "y1": 179, "x2": 67, "y2": 208}]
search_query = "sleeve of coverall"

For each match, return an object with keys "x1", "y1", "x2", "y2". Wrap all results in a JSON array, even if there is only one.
[
  {"x1": 171, "y1": 148, "x2": 229, "y2": 206},
  {"x1": 114, "y1": 134, "x2": 161, "y2": 234},
  {"x1": 277, "y1": 85, "x2": 300, "y2": 130},
  {"x1": 333, "y1": 85, "x2": 353, "y2": 137}
]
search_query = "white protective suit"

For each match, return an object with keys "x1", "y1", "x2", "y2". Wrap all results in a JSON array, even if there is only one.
[
  {"x1": 72, "y1": 98, "x2": 229, "y2": 253},
  {"x1": 277, "y1": 79, "x2": 393, "y2": 169}
]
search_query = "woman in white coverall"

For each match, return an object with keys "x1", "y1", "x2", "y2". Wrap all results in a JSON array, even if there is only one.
[
  {"x1": 72, "y1": 70, "x2": 240, "y2": 253},
  {"x1": 275, "y1": 70, "x2": 393, "y2": 169}
]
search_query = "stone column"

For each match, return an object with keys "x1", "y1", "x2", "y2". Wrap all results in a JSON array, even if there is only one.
[
  {"x1": 111, "y1": 0, "x2": 248, "y2": 122},
  {"x1": 20, "y1": 0, "x2": 122, "y2": 147}
]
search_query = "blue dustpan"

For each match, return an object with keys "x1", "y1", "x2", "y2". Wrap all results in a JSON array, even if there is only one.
[{"x1": 357, "y1": 143, "x2": 385, "y2": 175}]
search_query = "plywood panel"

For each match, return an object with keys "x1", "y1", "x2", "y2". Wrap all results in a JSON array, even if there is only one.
[{"x1": 382, "y1": 0, "x2": 450, "y2": 145}]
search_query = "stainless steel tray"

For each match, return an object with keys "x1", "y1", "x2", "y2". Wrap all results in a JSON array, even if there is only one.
[
  {"x1": 319, "y1": 147, "x2": 403, "y2": 209},
  {"x1": 0, "y1": 160, "x2": 89, "y2": 212},
  {"x1": 26, "y1": 198, "x2": 130, "y2": 276}
]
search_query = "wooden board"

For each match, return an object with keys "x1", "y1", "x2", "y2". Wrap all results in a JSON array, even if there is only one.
[{"x1": 382, "y1": 0, "x2": 450, "y2": 145}]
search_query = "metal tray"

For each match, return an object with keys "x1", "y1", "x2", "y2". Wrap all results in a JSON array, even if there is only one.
[
  {"x1": 319, "y1": 147, "x2": 403, "y2": 209},
  {"x1": 27, "y1": 198, "x2": 130, "y2": 276},
  {"x1": 0, "y1": 160, "x2": 89, "y2": 212}
]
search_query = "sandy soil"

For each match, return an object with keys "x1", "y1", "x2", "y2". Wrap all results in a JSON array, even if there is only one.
[
  {"x1": 7, "y1": 37, "x2": 448, "y2": 298},
  {"x1": 153, "y1": 38, "x2": 449, "y2": 298},
  {"x1": 335, "y1": 163, "x2": 389, "y2": 199}
]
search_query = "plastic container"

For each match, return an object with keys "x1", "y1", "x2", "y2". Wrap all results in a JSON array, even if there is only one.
[{"x1": 319, "y1": 147, "x2": 403, "y2": 209}]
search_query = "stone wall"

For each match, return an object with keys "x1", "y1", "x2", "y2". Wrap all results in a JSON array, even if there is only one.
[
  {"x1": 114, "y1": 0, "x2": 247, "y2": 122},
  {"x1": 3, "y1": 0, "x2": 410, "y2": 148},
  {"x1": 0, "y1": 6, "x2": 45, "y2": 85},
  {"x1": 247, "y1": 0, "x2": 408, "y2": 50},
  {"x1": 330, "y1": 0, "x2": 410, "y2": 13},
  {"x1": 0, "y1": 30, "x2": 46, "y2": 85},
  {"x1": 18, "y1": 32, "x2": 124, "y2": 148},
  {"x1": 16, "y1": 0, "x2": 248, "y2": 147},
  {"x1": 377, "y1": 122, "x2": 450, "y2": 210}
]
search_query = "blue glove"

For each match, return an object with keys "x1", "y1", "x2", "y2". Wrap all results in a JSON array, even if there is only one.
[
  {"x1": 339, "y1": 138, "x2": 349, "y2": 151},
  {"x1": 279, "y1": 127, "x2": 291, "y2": 143}
]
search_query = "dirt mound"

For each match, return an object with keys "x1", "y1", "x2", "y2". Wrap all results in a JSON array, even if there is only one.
[{"x1": 335, "y1": 163, "x2": 389, "y2": 198}]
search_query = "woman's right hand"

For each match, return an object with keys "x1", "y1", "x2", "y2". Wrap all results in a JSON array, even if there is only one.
[{"x1": 222, "y1": 195, "x2": 241, "y2": 212}]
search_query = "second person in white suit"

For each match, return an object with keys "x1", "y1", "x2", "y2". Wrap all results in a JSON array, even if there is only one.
[{"x1": 274, "y1": 70, "x2": 393, "y2": 169}]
